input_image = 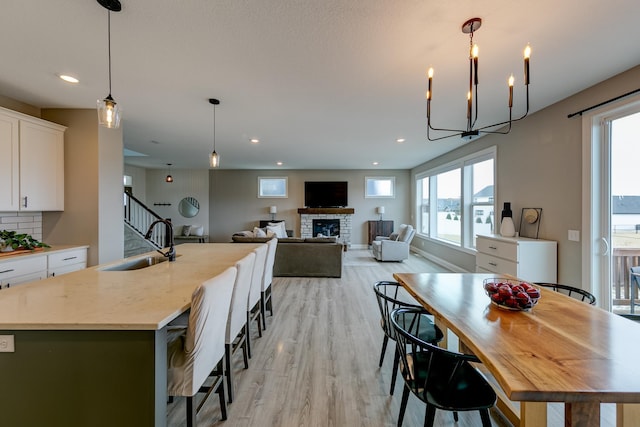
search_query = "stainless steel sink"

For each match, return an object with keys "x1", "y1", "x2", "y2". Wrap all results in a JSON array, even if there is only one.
[{"x1": 99, "y1": 255, "x2": 178, "y2": 271}]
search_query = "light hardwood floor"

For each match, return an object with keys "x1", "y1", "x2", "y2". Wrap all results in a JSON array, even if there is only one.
[{"x1": 167, "y1": 249, "x2": 609, "y2": 427}]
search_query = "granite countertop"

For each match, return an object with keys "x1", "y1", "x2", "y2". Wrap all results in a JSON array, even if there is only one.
[{"x1": 0, "y1": 243, "x2": 260, "y2": 331}]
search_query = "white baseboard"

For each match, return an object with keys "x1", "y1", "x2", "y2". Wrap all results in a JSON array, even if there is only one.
[{"x1": 410, "y1": 247, "x2": 470, "y2": 273}]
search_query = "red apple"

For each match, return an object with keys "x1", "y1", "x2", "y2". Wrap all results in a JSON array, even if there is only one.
[
  {"x1": 511, "y1": 285, "x2": 525, "y2": 294},
  {"x1": 491, "y1": 293, "x2": 504, "y2": 304},
  {"x1": 504, "y1": 296, "x2": 519, "y2": 308},
  {"x1": 526, "y1": 288, "x2": 541, "y2": 299},
  {"x1": 485, "y1": 282, "x2": 499, "y2": 294},
  {"x1": 498, "y1": 285, "x2": 513, "y2": 298}
]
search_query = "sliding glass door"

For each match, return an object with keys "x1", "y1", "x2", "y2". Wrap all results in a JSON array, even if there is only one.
[{"x1": 583, "y1": 97, "x2": 640, "y2": 313}]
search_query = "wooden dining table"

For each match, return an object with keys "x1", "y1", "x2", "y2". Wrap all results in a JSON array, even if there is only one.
[{"x1": 393, "y1": 272, "x2": 640, "y2": 427}]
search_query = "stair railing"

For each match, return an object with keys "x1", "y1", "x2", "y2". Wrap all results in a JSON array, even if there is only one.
[{"x1": 124, "y1": 192, "x2": 171, "y2": 250}]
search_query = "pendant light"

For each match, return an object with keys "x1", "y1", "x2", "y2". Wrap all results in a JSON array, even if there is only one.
[
  {"x1": 96, "y1": 0, "x2": 122, "y2": 129},
  {"x1": 165, "y1": 163, "x2": 173, "y2": 183},
  {"x1": 209, "y1": 98, "x2": 220, "y2": 168}
]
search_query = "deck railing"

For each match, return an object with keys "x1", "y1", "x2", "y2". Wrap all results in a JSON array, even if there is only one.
[{"x1": 612, "y1": 248, "x2": 640, "y2": 306}]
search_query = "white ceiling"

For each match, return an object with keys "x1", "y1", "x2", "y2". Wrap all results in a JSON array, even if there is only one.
[{"x1": 2, "y1": 0, "x2": 639, "y2": 170}]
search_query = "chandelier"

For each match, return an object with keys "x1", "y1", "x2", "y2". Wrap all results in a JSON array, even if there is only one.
[{"x1": 427, "y1": 17, "x2": 531, "y2": 141}]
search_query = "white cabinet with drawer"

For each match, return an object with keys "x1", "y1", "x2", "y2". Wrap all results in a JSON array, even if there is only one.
[
  {"x1": 0, "y1": 246, "x2": 88, "y2": 289},
  {"x1": 48, "y1": 248, "x2": 87, "y2": 277},
  {"x1": 475, "y1": 234, "x2": 557, "y2": 283},
  {"x1": 0, "y1": 256, "x2": 47, "y2": 289}
]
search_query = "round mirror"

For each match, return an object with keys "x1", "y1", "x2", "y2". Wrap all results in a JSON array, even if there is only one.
[{"x1": 178, "y1": 196, "x2": 200, "y2": 218}]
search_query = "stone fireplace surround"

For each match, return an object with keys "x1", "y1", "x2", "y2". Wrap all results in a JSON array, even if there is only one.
[{"x1": 298, "y1": 208, "x2": 354, "y2": 248}]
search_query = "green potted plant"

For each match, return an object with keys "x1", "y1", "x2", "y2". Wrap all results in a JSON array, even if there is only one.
[{"x1": 0, "y1": 230, "x2": 50, "y2": 252}]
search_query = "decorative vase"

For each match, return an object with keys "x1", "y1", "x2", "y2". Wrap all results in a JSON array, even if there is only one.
[
  {"x1": 500, "y1": 216, "x2": 516, "y2": 237},
  {"x1": 500, "y1": 202, "x2": 516, "y2": 237}
]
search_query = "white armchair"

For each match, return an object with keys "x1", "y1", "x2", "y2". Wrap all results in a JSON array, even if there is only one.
[{"x1": 372, "y1": 224, "x2": 416, "y2": 262}]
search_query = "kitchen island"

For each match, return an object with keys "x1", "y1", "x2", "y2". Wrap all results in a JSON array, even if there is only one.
[{"x1": 0, "y1": 243, "x2": 261, "y2": 427}]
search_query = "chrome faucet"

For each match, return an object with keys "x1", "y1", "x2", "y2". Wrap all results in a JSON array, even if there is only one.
[{"x1": 144, "y1": 219, "x2": 176, "y2": 261}]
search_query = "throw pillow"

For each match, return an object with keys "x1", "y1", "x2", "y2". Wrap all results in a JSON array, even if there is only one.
[
  {"x1": 393, "y1": 224, "x2": 407, "y2": 241},
  {"x1": 182, "y1": 225, "x2": 192, "y2": 236},
  {"x1": 191, "y1": 225, "x2": 204, "y2": 236},
  {"x1": 267, "y1": 221, "x2": 287, "y2": 238},
  {"x1": 253, "y1": 227, "x2": 267, "y2": 238},
  {"x1": 397, "y1": 225, "x2": 413, "y2": 242}
]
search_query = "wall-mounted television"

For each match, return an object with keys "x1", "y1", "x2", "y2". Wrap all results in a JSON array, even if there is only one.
[{"x1": 304, "y1": 181, "x2": 348, "y2": 208}]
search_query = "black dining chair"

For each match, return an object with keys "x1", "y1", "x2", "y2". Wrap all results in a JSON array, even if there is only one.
[
  {"x1": 535, "y1": 282, "x2": 596, "y2": 305},
  {"x1": 390, "y1": 307, "x2": 496, "y2": 427},
  {"x1": 373, "y1": 281, "x2": 443, "y2": 395}
]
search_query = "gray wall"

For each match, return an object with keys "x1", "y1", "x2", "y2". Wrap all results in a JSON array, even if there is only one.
[
  {"x1": 208, "y1": 169, "x2": 410, "y2": 246},
  {"x1": 411, "y1": 64, "x2": 640, "y2": 287},
  {"x1": 41, "y1": 109, "x2": 124, "y2": 266}
]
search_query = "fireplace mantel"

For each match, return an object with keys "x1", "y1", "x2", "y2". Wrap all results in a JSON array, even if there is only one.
[{"x1": 298, "y1": 208, "x2": 355, "y2": 215}]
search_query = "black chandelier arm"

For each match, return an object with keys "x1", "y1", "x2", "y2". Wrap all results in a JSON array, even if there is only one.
[
  {"x1": 474, "y1": 84, "x2": 529, "y2": 132},
  {"x1": 427, "y1": 127, "x2": 466, "y2": 141},
  {"x1": 471, "y1": 84, "x2": 479, "y2": 130},
  {"x1": 427, "y1": 121, "x2": 469, "y2": 134},
  {"x1": 427, "y1": 102, "x2": 471, "y2": 134},
  {"x1": 478, "y1": 122, "x2": 513, "y2": 135}
]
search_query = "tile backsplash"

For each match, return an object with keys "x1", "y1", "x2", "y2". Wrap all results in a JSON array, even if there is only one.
[{"x1": 0, "y1": 212, "x2": 43, "y2": 240}]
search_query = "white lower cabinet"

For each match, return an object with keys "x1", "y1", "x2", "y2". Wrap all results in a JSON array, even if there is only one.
[
  {"x1": 47, "y1": 248, "x2": 88, "y2": 277},
  {"x1": 0, "y1": 256, "x2": 47, "y2": 289},
  {"x1": 475, "y1": 234, "x2": 557, "y2": 283},
  {"x1": 0, "y1": 246, "x2": 88, "y2": 289}
]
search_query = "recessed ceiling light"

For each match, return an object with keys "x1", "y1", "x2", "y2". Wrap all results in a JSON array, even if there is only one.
[
  {"x1": 250, "y1": 138, "x2": 260, "y2": 144},
  {"x1": 59, "y1": 74, "x2": 79, "y2": 84},
  {"x1": 276, "y1": 161, "x2": 283, "y2": 166},
  {"x1": 372, "y1": 161, "x2": 379, "y2": 166},
  {"x1": 396, "y1": 138, "x2": 406, "y2": 143}
]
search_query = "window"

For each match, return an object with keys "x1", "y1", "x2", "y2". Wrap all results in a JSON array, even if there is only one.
[
  {"x1": 436, "y1": 169, "x2": 461, "y2": 244},
  {"x1": 416, "y1": 176, "x2": 429, "y2": 234},
  {"x1": 415, "y1": 147, "x2": 495, "y2": 249},
  {"x1": 365, "y1": 176, "x2": 395, "y2": 198},
  {"x1": 470, "y1": 158, "x2": 495, "y2": 247},
  {"x1": 258, "y1": 177, "x2": 288, "y2": 198}
]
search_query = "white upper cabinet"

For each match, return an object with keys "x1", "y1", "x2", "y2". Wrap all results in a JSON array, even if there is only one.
[
  {"x1": 0, "y1": 113, "x2": 20, "y2": 210},
  {"x1": 0, "y1": 107, "x2": 66, "y2": 211}
]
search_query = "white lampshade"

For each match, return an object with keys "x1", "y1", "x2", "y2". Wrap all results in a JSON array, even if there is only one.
[
  {"x1": 269, "y1": 206, "x2": 277, "y2": 214},
  {"x1": 377, "y1": 206, "x2": 385, "y2": 215}
]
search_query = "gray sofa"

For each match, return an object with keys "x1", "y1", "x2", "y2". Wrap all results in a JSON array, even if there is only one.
[{"x1": 232, "y1": 236, "x2": 343, "y2": 278}]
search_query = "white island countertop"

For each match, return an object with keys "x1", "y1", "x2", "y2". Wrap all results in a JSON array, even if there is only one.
[{"x1": 0, "y1": 243, "x2": 260, "y2": 331}]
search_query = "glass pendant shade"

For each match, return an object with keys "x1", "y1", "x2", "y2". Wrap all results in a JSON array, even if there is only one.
[
  {"x1": 208, "y1": 98, "x2": 221, "y2": 168},
  {"x1": 165, "y1": 174, "x2": 173, "y2": 183},
  {"x1": 210, "y1": 150, "x2": 220, "y2": 168},
  {"x1": 97, "y1": 4, "x2": 122, "y2": 129},
  {"x1": 97, "y1": 95, "x2": 122, "y2": 129}
]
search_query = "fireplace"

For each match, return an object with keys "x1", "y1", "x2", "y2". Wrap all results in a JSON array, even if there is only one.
[
  {"x1": 313, "y1": 219, "x2": 340, "y2": 237},
  {"x1": 298, "y1": 208, "x2": 354, "y2": 248}
]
